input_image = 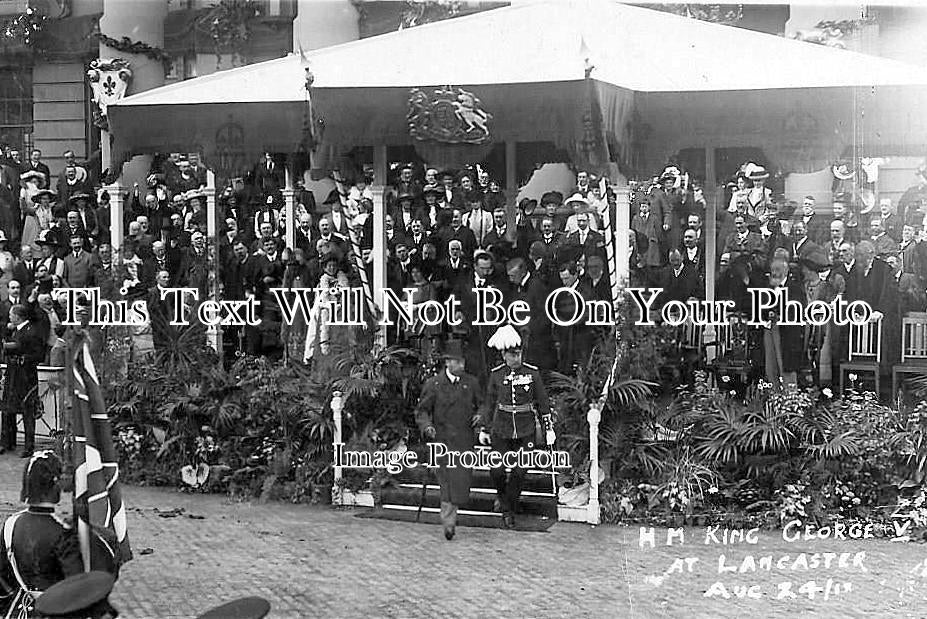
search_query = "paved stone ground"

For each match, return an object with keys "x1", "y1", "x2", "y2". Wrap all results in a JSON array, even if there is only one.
[{"x1": 1, "y1": 452, "x2": 927, "y2": 618}]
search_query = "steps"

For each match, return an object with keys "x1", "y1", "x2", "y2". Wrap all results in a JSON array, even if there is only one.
[{"x1": 378, "y1": 447, "x2": 561, "y2": 521}]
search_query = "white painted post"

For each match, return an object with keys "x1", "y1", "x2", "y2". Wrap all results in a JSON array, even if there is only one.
[
  {"x1": 372, "y1": 145, "x2": 388, "y2": 348},
  {"x1": 105, "y1": 183, "x2": 125, "y2": 262},
  {"x1": 204, "y1": 170, "x2": 219, "y2": 353},
  {"x1": 587, "y1": 400, "x2": 602, "y2": 525},
  {"x1": 331, "y1": 390, "x2": 344, "y2": 505},
  {"x1": 283, "y1": 165, "x2": 295, "y2": 251},
  {"x1": 615, "y1": 185, "x2": 630, "y2": 285}
]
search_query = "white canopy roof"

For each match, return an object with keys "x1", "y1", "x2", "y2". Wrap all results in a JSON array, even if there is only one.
[{"x1": 115, "y1": 0, "x2": 927, "y2": 108}]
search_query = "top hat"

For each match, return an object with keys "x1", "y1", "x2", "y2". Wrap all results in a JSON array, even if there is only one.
[
  {"x1": 35, "y1": 571, "x2": 116, "y2": 618},
  {"x1": 441, "y1": 339, "x2": 466, "y2": 361},
  {"x1": 69, "y1": 192, "x2": 91, "y2": 203},
  {"x1": 540, "y1": 191, "x2": 563, "y2": 206},
  {"x1": 195, "y1": 597, "x2": 271, "y2": 619}
]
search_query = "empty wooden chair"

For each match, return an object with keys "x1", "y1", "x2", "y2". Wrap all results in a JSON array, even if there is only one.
[
  {"x1": 840, "y1": 316, "x2": 882, "y2": 395},
  {"x1": 892, "y1": 314, "x2": 927, "y2": 400}
]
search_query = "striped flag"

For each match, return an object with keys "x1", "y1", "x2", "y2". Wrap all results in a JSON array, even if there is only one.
[{"x1": 71, "y1": 334, "x2": 132, "y2": 572}]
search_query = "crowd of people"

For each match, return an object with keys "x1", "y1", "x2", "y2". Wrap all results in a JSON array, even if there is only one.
[
  {"x1": 629, "y1": 159, "x2": 927, "y2": 392},
  {"x1": 0, "y1": 144, "x2": 923, "y2": 395}
]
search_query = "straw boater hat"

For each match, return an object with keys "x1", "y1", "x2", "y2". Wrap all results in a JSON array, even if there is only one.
[
  {"x1": 185, "y1": 189, "x2": 206, "y2": 202},
  {"x1": 564, "y1": 193, "x2": 590, "y2": 207},
  {"x1": 69, "y1": 192, "x2": 91, "y2": 204},
  {"x1": 488, "y1": 324, "x2": 522, "y2": 351},
  {"x1": 31, "y1": 189, "x2": 56, "y2": 203}
]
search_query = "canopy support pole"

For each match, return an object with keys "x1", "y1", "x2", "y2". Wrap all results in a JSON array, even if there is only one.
[
  {"x1": 205, "y1": 170, "x2": 220, "y2": 355},
  {"x1": 106, "y1": 183, "x2": 124, "y2": 261},
  {"x1": 615, "y1": 184, "x2": 630, "y2": 285},
  {"x1": 505, "y1": 141, "x2": 516, "y2": 195},
  {"x1": 704, "y1": 146, "x2": 718, "y2": 363},
  {"x1": 372, "y1": 145, "x2": 388, "y2": 348},
  {"x1": 283, "y1": 161, "x2": 296, "y2": 251}
]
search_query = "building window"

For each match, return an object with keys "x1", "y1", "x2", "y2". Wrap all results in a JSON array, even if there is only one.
[{"x1": 0, "y1": 66, "x2": 32, "y2": 154}]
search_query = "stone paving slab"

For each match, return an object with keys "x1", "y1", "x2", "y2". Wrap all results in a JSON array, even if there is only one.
[{"x1": 1, "y1": 453, "x2": 926, "y2": 617}]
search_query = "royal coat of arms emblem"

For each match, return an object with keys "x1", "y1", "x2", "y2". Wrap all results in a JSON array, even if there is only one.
[
  {"x1": 86, "y1": 58, "x2": 132, "y2": 130},
  {"x1": 407, "y1": 86, "x2": 493, "y2": 145}
]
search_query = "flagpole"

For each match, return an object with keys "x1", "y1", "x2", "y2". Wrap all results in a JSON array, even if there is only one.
[{"x1": 66, "y1": 329, "x2": 92, "y2": 572}]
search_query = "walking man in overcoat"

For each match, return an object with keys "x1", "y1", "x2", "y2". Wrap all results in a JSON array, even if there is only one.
[{"x1": 414, "y1": 340, "x2": 482, "y2": 540}]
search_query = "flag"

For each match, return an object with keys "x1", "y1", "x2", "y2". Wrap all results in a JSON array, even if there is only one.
[{"x1": 71, "y1": 334, "x2": 132, "y2": 572}]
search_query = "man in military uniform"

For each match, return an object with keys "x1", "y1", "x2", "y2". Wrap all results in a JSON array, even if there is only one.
[
  {"x1": 414, "y1": 341, "x2": 482, "y2": 540},
  {"x1": 478, "y1": 325, "x2": 556, "y2": 529},
  {"x1": 0, "y1": 451, "x2": 83, "y2": 617}
]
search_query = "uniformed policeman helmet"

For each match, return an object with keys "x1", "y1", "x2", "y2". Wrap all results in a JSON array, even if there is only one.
[{"x1": 488, "y1": 325, "x2": 521, "y2": 351}]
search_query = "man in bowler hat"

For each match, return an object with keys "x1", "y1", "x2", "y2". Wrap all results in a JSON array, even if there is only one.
[{"x1": 414, "y1": 340, "x2": 482, "y2": 540}]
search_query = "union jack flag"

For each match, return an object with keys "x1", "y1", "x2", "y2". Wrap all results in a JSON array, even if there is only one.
[{"x1": 71, "y1": 335, "x2": 132, "y2": 571}]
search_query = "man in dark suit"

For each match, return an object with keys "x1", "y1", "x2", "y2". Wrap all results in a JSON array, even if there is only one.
[
  {"x1": 22, "y1": 148, "x2": 50, "y2": 182},
  {"x1": 254, "y1": 152, "x2": 283, "y2": 197},
  {"x1": 437, "y1": 239, "x2": 472, "y2": 297},
  {"x1": 845, "y1": 240, "x2": 898, "y2": 370},
  {"x1": 899, "y1": 224, "x2": 927, "y2": 286},
  {"x1": 505, "y1": 257, "x2": 555, "y2": 371},
  {"x1": 435, "y1": 209, "x2": 477, "y2": 261},
  {"x1": 869, "y1": 218, "x2": 900, "y2": 260},
  {"x1": 800, "y1": 196, "x2": 830, "y2": 246},
  {"x1": 680, "y1": 227, "x2": 705, "y2": 275},
  {"x1": 657, "y1": 249, "x2": 702, "y2": 308},
  {"x1": 791, "y1": 221, "x2": 827, "y2": 265},
  {"x1": 62, "y1": 235, "x2": 94, "y2": 288},
  {"x1": 566, "y1": 212, "x2": 605, "y2": 260},
  {"x1": 482, "y1": 208, "x2": 515, "y2": 261},
  {"x1": 1, "y1": 304, "x2": 45, "y2": 456},
  {"x1": 414, "y1": 341, "x2": 482, "y2": 540},
  {"x1": 12, "y1": 245, "x2": 36, "y2": 295},
  {"x1": 723, "y1": 214, "x2": 765, "y2": 261}
]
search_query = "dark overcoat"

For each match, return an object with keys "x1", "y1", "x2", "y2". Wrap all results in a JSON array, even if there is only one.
[{"x1": 414, "y1": 371, "x2": 481, "y2": 505}]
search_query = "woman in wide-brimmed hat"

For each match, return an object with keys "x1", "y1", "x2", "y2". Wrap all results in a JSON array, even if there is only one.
[
  {"x1": 742, "y1": 162, "x2": 772, "y2": 219},
  {"x1": 21, "y1": 189, "x2": 57, "y2": 250}
]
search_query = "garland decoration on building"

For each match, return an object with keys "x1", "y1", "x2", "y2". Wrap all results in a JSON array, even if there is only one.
[
  {"x1": 94, "y1": 32, "x2": 172, "y2": 74},
  {"x1": 200, "y1": 0, "x2": 262, "y2": 70},
  {"x1": 790, "y1": 18, "x2": 876, "y2": 50},
  {"x1": 2, "y1": 7, "x2": 48, "y2": 50},
  {"x1": 398, "y1": 1, "x2": 462, "y2": 30}
]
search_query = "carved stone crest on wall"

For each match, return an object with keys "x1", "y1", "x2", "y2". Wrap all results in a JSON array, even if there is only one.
[
  {"x1": 215, "y1": 121, "x2": 247, "y2": 180},
  {"x1": 407, "y1": 86, "x2": 493, "y2": 145},
  {"x1": 87, "y1": 58, "x2": 132, "y2": 131}
]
